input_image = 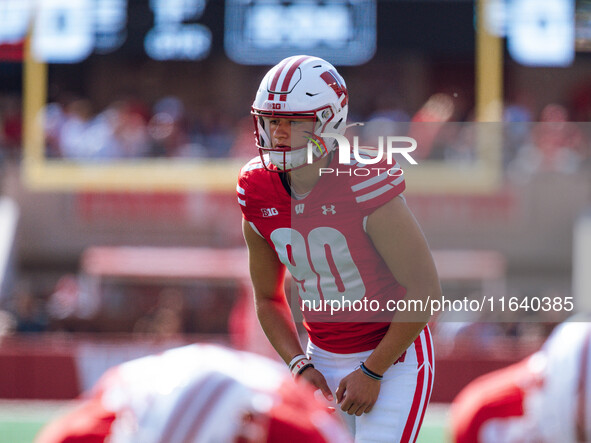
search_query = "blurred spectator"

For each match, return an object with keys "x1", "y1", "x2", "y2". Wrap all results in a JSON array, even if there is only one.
[
  {"x1": 12, "y1": 287, "x2": 48, "y2": 333},
  {"x1": 435, "y1": 321, "x2": 506, "y2": 356},
  {"x1": 533, "y1": 104, "x2": 587, "y2": 169},
  {"x1": 43, "y1": 102, "x2": 67, "y2": 158},
  {"x1": 570, "y1": 82, "x2": 591, "y2": 121},
  {"x1": 47, "y1": 274, "x2": 81, "y2": 321},
  {"x1": 503, "y1": 104, "x2": 533, "y2": 124},
  {"x1": 191, "y1": 109, "x2": 236, "y2": 158},
  {"x1": 408, "y1": 93, "x2": 455, "y2": 160},
  {"x1": 39, "y1": 93, "x2": 245, "y2": 160},
  {"x1": 189, "y1": 287, "x2": 236, "y2": 334},
  {"x1": 41, "y1": 95, "x2": 190, "y2": 159},
  {"x1": 359, "y1": 111, "x2": 410, "y2": 153},
  {"x1": 371, "y1": 91, "x2": 410, "y2": 122},
  {"x1": 147, "y1": 96, "x2": 196, "y2": 157},
  {"x1": 133, "y1": 288, "x2": 184, "y2": 338},
  {"x1": 29, "y1": 88, "x2": 590, "y2": 169},
  {"x1": 508, "y1": 103, "x2": 588, "y2": 180},
  {"x1": 101, "y1": 100, "x2": 150, "y2": 158},
  {"x1": 46, "y1": 274, "x2": 100, "y2": 332},
  {"x1": 59, "y1": 98, "x2": 122, "y2": 159},
  {"x1": 502, "y1": 95, "x2": 534, "y2": 167},
  {"x1": 0, "y1": 94, "x2": 22, "y2": 158},
  {"x1": 413, "y1": 93, "x2": 455, "y2": 122},
  {"x1": 441, "y1": 123, "x2": 478, "y2": 165},
  {"x1": 0, "y1": 309, "x2": 16, "y2": 338},
  {"x1": 59, "y1": 99, "x2": 94, "y2": 157},
  {"x1": 503, "y1": 91, "x2": 535, "y2": 123},
  {"x1": 229, "y1": 116, "x2": 257, "y2": 159}
]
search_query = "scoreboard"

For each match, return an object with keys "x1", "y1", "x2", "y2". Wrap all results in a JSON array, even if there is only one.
[
  {"x1": 0, "y1": 0, "x2": 583, "y2": 67},
  {"x1": 0, "y1": 0, "x2": 376, "y2": 65},
  {"x1": 224, "y1": 0, "x2": 376, "y2": 65}
]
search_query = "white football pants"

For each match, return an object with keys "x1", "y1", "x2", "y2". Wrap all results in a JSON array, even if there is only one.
[{"x1": 307, "y1": 326, "x2": 434, "y2": 443}]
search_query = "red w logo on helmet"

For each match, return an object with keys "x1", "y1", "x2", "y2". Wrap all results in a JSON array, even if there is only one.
[{"x1": 320, "y1": 70, "x2": 348, "y2": 107}]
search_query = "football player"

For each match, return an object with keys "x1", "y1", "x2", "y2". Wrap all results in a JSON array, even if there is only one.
[
  {"x1": 35, "y1": 343, "x2": 352, "y2": 443},
  {"x1": 451, "y1": 317, "x2": 591, "y2": 443},
  {"x1": 238, "y1": 55, "x2": 441, "y2": 442}
]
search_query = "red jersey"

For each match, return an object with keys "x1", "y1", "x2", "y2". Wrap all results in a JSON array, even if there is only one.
[
  {"x1": 451, "y1": 321, "x2": 591, "y2": 443},
  {"x1": 36, "y1": 344, "x2": 351, "y2": 443},
  {"x1": 237, "y1": 152, "x2": 407, "y2": 353},
  {"x1": 450, "y1": 358, "x2": 533, "y2": 443}
]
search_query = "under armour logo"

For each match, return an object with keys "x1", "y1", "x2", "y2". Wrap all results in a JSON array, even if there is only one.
[
  {"x1": 295, "y1": 204, "x2": 305, "y2": 215},
  {"x1": 321, "y1": 205, "x2": 336, "y2": 215}
]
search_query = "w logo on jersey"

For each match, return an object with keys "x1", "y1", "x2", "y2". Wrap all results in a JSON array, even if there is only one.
[
  {"x1": 295, "y1": 204, "x2": 305, "y2": 215},
  {"x1": 321, "y1": 205, "x2": 336, "y2": 215}
]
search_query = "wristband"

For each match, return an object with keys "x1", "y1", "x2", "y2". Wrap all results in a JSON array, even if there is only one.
[
  {"x1": 296, "y1": 363, "x2": 314, "y2": 378},
  {"x1": 288, "y1": 354, "x2": 307, "y2": 371},
  {"x1": 291, "y1": 358, "x2": 314, "y2": 378},
  {"x1": 360, "y1": 362, "x2": 383, "y2": 381}
]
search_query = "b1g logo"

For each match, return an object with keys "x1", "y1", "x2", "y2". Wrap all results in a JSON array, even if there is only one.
[
  {"x1": 306, "y1": 132, "x2": 418, "y2": 176},
  {"x1": 261, "y1": 207, "x2": 279, "y2": 217}
]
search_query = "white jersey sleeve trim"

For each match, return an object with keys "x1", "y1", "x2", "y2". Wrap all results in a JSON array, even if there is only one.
[
  {"x1": 350, "y1": 163, "x2": 401, "y2": 192},
  {"x1": 244, "y1": 162, "x2": 264, "y2": 172},
  {"x1": 355, "y1": 175, "x2": 404, "y2": 203},
  {"x1": 249, "y1": 221, "x2": 264, "y2": 238},
  {"x1": 237, "y1": 197, "x2": 246, "y2": 206},
  {"x1": 242, "y1": 156, "x2": 265, "y2": 173},
  {"x1": 236, "y1": 184, "x2": 246, "y2": 195}
]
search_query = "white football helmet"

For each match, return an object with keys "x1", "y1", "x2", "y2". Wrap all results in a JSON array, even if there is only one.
[
  {"x1": 102, "y1": 344, "x2": 352, "y2": 443},
  {"x1": 251, "y1": 55, "x2": 349, "y2": 172}
]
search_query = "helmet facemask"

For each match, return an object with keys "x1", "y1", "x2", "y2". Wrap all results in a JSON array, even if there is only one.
[
  {"x1": 251, "y1": 56, "x2": 348, "y2": 172},
  {"x1": 252, "y1": 106, "x2": 340, "y2": 172}
]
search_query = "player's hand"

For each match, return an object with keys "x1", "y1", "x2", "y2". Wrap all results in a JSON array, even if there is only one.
[
  {"x1": 298, "y1": 367, "x2": 334, "y2": 402},
  {"x1": 336, "y1": 368, "x2": 381, "y2": 416}
]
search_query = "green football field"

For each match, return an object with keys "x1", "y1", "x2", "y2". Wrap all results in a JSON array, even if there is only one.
[
  {"x1": 0, "y1": 401, "x2": 451, "y2": 443},
  {"x1": 0, "y1": 401, "x2": 77, "y2": 443}
]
